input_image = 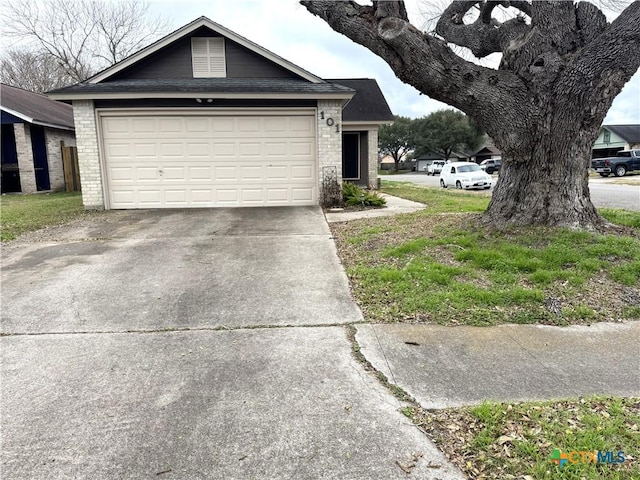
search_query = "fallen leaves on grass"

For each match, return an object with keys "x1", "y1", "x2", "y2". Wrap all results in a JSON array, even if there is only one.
[{"x1": 404, "y1": 397, "x2": 640, "y2": 480}]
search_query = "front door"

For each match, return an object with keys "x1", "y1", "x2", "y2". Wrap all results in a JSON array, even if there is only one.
[{"x1": 342, "y1": 132, "x2": 360, "y2": 180}]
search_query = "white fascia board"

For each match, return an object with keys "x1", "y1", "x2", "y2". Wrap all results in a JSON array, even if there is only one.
[
  {"x1": 1, "y1": 106, "x2": 33, "y2": 123},
  {"x1": 49, "y1": 92, "x2": 355, "y2": 101},
  {"x1": 88, "y1": 17, "x2": 324, "y2": 84},
  {"x1": 342, "y1": 120, "x2": 394, "y2": 129},
  {"x1": 1, "y1": 106, "x2": 74, "y2": 131}
]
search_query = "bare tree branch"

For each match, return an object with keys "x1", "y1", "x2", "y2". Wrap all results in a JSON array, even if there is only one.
[
  {"x1": 301, "y1": 0, "x2": 528, "y2": 132},
  {"x1": 0, "y1": 48, "x2": 75, "y2": 92},
  {"x1": 1, "y1": 0, "x2": 169, "y2": 83}
]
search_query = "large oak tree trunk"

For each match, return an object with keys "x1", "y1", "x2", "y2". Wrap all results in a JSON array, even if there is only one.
[
  {"x1": 301, "y1": 1, "x2": 640, "y2": 230},
  {"x1": 487, "y1": 131, "x2": 602, "y2": 229}
]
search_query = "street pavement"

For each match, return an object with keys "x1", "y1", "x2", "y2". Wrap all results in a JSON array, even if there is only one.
[{"x1": 382, "y1": 172, "x2": 640, "y2": 211}]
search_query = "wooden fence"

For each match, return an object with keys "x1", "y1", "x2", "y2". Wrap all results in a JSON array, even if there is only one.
[{"x1": 61, "y1": 142, "x2": 81, "y2": 192}]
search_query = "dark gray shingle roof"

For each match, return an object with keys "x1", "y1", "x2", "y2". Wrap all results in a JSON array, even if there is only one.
[
  {"x1": 604, "y1": 125, "x2": 640, "y2": 143},
  {"x1": 48, "y1": 78, "x2": 354, "y2": 96},
  {"x1": 325, "y1": 78, "x2": 394, "y2": 123},
  {"x1": 1, "y1": 83, "x2": 74, "y2": 129}
]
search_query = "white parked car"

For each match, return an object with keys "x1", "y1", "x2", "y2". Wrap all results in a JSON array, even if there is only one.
[
  {"x1": 427, "y1": 160, "x2": 446, "y2": 175},
  {"x1": 439, "y1": 162, "x2": 492, "y2": 190}
]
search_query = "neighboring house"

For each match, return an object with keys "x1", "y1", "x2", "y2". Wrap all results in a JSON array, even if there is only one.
[
  {"x1": 1, "y1": 84, "x2": 76, "y2": 194},
  {"x1": 379, "y1": 154, "x2": 396, "y2": 171},
  {"x1": 415, "y1": 151, "x2": 468, "y2": 171},
  {"x1": 592, "y1": 125, "x2": 640, "y2": 158},
  {"x1": 48, "y1": 17, "x2": 393, "y2": 210},
  {"x1": 471, "y1": 146, "x2": 501, "y2": 164}
]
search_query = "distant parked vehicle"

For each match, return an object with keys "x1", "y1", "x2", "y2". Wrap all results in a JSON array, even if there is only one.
[
  {"x1": 427, "y1": 160, "x2": 446, "y2": 175},
  {"x1": 591, "y1": 150, "x2": 640, "y2": 177},
  {"x1": 439, "y1": 162, "x2": 492, "y2": 190},
  {"x1": 479, "y1": 158, "x2": 502, "y2": 174}
]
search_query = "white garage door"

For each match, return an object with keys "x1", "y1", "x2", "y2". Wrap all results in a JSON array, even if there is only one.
[{"x1": 100, "y1": 111, "x2": 317, "y2": 208}]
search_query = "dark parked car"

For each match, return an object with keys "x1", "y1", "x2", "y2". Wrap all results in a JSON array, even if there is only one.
[
  {"x1": 479, "y1": 158, "x2": 502, "y2": 174},
  {"x1": 591, "y1": 150, "x2": 640, "y2": 177}
]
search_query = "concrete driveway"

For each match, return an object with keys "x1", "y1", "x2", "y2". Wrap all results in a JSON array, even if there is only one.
[
  {"x1": 1, "y1": 207, "x2": 464, "y2": 480},
  {"x1": 1, "y1": 207, "x2": 362, "y2": 334}
]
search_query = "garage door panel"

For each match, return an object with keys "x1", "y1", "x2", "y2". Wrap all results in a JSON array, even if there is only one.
[
  {"x1": 187, "y1": 143, "x2": 210, "y2": 158},
  {"x1": 163, "y1": 167, "x2": 187, "y2": 181},
  {"x1": 102, "y1": 113, "x2": 316, "y2": 208},
  {"x1": 159, "y1": 118, "x2": 182, "y2": 133},
  {"x1": 133, "y1": 143, "x2": 157, "y2": 158},
  {"x1": 106, "y1": 143, "x2": 130, "y2": 157},
  {"x1": 266, "y1": 189, "x2": 288, "y2": 202},
  {"x1": 164, "y1": 190, "x2": 188, "y2": 204},
  {"x1": 217, "y1": 189, "x2": 239, "y2": 204},
  {"x1": 292, "y1": 188, "x2": 314, "y2": 202},
  {"x1": 131, "y1": 119, "x2": 156, "y2": 133},
  {"x1": 291, "y1": 165, "x2": 314, "y2": 180},
  {"x1": 238, "y1": 118, "x2": 261, "y2": 133},
  {"x1": 215, "y1": 166, "x2": 238, "y2": 180},
  {"x1": 240, "y1": 166, "x2": 263, "y2": 180},
  {"x1": 189, "y1": 166, "x2": 213, "y2": 181},
  {"x1": 135, "y1": 167, "x2": 160, "y2": 181},
  {"x1": 137, "y1": 190, "x2": 162, "y2": 204},
  {"x1": 160, "y1": 143, "x2": 184, "y2": 157},
  {"x1": 266, "y1": 165, "x2": 287, "y2": 180},
  {"x1": 109, "y1": 167, "x2": 134, "y2": 181},
  {"x1": 212, "y1": 118, "x2": 234, "y2": 133},
  {"x1": 291, "y1": 141, "x2": 313, "y2": 156},
  {"x1": 191, "y1": 190, "x2": 213, "y2": 204},
  {"x1": 238, "y1": 142, "x2": 262, "y2": 157}
]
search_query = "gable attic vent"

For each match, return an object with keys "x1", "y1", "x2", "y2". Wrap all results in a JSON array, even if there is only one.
[{"x1": 191, "y1": 37, "x2": 226, "y2": 78}]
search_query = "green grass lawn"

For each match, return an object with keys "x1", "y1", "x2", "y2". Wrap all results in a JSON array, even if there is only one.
[
  {"x1": 0, "y1": 192, "x2": 90, "y2": 241},
  {"x1": 330, "y1": 183, "x2": 640, "y2": 325},
  {"x1": 340, "y1": 182, "x2": 640, "y2": 479},
  {"x1": 404, "y1": 397, "x2": 640, "y2": 480}
]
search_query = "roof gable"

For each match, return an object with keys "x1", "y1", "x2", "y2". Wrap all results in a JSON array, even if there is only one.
[
  {"x1": 89, "y1": 17, "x2": 323, "y2": 84},
  {"x1": 603, "y1": 125, "x2": 640, "y2": 143},
  {"x1": 109, "y1": 26, "x2": 301, "y2": 82},
  {"x1": 1, "y1": 84, "x2": 74, "y2": 130}
]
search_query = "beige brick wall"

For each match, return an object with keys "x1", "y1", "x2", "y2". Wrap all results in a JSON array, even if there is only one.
[
  {"x1": 13, "y1": 124, "x2": 37, "y2": 194},
  {"x1": 368, "y1": 127, "x2": 379, "y2": 189},
  {"x1": 317, "y1": 100, "x2": 343, "y2": 204},
  {"x1": 73, "y1": 100, "x2": 104, "y2": 209},
  {"x1": 45, "y1": 128, "x2": 76, "y2": 192}
]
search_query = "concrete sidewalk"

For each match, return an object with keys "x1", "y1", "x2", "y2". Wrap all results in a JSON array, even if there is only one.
[
  {"x1": 356, "y1": 322, "x2": 640, "y2": 408},
  {"x1": 324, "y1": 194, "x2": 425, "y2": 223},
  {"x1": 1, "y1": 327, "x2": 465, "y2": 480}
]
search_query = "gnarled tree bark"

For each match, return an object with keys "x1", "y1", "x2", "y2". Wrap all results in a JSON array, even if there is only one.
[{"x1": 301, "y1": 0, "x2": 640, "y2": 229}]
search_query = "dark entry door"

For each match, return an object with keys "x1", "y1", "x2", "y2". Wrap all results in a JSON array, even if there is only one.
[
  {"x1": 30, "y1": 125, "x2": 50, "y2": 191},
  {"x1": 342, "y1": 132, "x2": 360, "y2": 180},
  {"x1": 1, "y1": 124, "x2": 22, "y2": 193}
]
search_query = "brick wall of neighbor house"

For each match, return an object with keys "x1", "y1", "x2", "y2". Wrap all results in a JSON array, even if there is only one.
[
  {"x1": 368, "y1": 127, "x2": 379, "y2": 189},
  {"x1": 317, "y1": 99, "x2": 343, "y2": 201},
  {"x1": 13, "y1": 123, "x2": 38, "y2": 194},
  {"x1": 73, "y1": 100, "x2": 104, "y2": 209},
  {"x1": 45, "y1": 128, "x2": 77, "y2": 191}
]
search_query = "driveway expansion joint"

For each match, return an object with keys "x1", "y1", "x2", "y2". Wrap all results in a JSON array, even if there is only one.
[{"x1": 0, "y1": 321, "x2": 371, "y2": 337}]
